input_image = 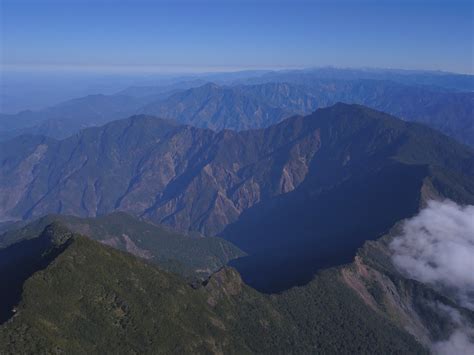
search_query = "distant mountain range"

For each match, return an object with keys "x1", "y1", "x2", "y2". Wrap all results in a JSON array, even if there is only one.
[
  {"x1": 0, "y1": 94, "x2": 149, "y2": 141},
  {"x1": 241, "y1": 67, "x2": 474, "y2": 92},
  {"x1": 1, "y1": 103, "x2": 473, "y2": 291},
  {"x1": 1, "y1": 68, "x2": 473, "y2": 147},
  {"x1": 140, "y1": 80, "x2": 474, "y2": 146},
  {"x1": 137, "y1": 82, "x2": 296, "y2": 131}
]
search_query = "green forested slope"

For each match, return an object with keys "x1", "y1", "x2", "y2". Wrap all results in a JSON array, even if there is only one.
[
  {"x1": 0, "y1": 224, "x2": 426, "y2": 354},
  {"x1": 0, "y1": 212, "x2": 244, "y2": 279}
]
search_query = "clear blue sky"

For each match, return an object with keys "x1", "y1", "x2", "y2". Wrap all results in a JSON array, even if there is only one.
[{"x1": 1, "y1": 0, "x2": 473, "y2": 73}]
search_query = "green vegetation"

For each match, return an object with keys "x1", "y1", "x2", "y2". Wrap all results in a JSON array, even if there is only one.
[
  {"x1": 0, "y1": 224, "x2": 427, "y2": 354},
  {"x1": 0, "y1": 232, "x2": 235, "y2": 354},
  {"x1": 274, "y1": 269, "x2": 427, "y2": 353},
  {"x1": 0, "y1": 212, "x2": 245, "y2": 279}
]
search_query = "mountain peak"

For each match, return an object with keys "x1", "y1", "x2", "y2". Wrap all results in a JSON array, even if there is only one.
[
  {"x1": 202, "y1": 82, "x2": 220, "y2": 89},
  {"x1": 194, "y1": 82, "x2": 221, "y2": 93}
]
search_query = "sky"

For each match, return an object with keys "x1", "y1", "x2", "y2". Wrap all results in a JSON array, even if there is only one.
[{"x1": 0, "y1": 0, "x2": 473, "y2": 74}]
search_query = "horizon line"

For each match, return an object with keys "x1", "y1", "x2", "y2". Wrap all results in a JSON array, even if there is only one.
[{"x1": 2, "y1": 64, "x2": 473, "y2": 76}]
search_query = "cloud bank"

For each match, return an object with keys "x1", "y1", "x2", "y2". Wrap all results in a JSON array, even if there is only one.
[
  {"x1": 390, "y1": 199, "x2": 474, "y2": 309},
  {"x1": 390, "y1": 200, "x2": 474, "y2": 354}
]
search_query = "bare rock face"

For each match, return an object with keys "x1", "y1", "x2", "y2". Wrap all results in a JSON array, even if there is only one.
[
  {"x1": 341, "y1": 256, "x2": 432, "y2": 346},
  {"x1": 340, "y1": 227, "x2": 474, "y2": 352},
  {"x1": 0, "y1": 110, "x2": 323, "y2": 235}
]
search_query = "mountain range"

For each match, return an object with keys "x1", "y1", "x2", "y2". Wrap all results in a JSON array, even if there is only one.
[
  {"x1": 242, "y1": 67, "x2": 474, "y2": 91},
  {"x1": 1, "y1": 96, "x2": 473, "y2": 353},
  {"x1": 1, "y1": 69, "x2": 472, "y2": 148},
  {"x1": 140, "y1": 80, "x2": 474, "y2": 146},
  {"x1": 1, "y1": 103, "x2": 473, "y2": 292}
]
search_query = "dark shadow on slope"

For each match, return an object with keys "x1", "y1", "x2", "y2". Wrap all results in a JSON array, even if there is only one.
[
  {"x1": 225, "y1": 162, "x2": 427, "y2": 293},
  {"x1": 0, "y1": 224, "x2": 71, "y2": 324}
]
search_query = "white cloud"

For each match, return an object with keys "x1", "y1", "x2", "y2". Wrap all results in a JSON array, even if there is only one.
[
  {"x1": 390, "y1": 200, "x2": 474, "y2": 310},
  {"x1": 390, "y1": 200, "x2": 474, "y2": 354}
]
